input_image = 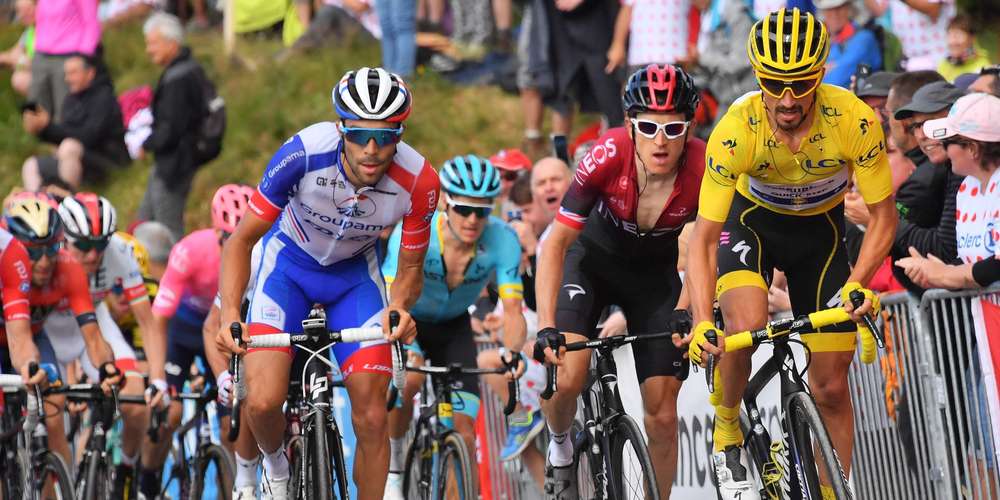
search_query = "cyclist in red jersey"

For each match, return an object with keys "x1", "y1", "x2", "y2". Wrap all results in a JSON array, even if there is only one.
[
  {"x1": 0, "y1": 228, "x2": 37, "y2": 382},
  {"x1": 2, "y1": 193, "x2": 118, "y2": 468},
  {"x1": 532, "y1": 64, "x2": 704, "y2": 499}
]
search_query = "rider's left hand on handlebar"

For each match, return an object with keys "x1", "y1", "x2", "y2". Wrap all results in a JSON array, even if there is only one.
[
  {"x1": 384, "y1": 307, "x2": 416, "y2": 343},
  {"x1": 98, "y1": 362, "x2": 122, "y2": 395},
  {"x1": 20, "y1": 362, "x2": 47, "y2": 388},
  {"x1": 687, "y1": 321, "x2": 724, "y2": 368},
  {"x1": 500, "y1": 348, "x2": 526, "y2": 380},
  {"x1": 841, "y1": 281, "x2": 881, "y2": 323},
  {"x1": 145, "y1": 378, "x2": 170, "y2": 408}
]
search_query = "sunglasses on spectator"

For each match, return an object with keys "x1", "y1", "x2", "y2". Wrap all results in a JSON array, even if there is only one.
[
  {"x1": 26, "y1": 242, "x2": 60, "y2": 261},
  {"x1": 498, "y1": 169, "x2": 520, "y2": 181},
  {"x1": 339, "y1": 123, "x2": 404, "y2": 147},
  {"x1": 630, "y1": 118, "x2": 690, "y2": 140},
  {"x1": 446, "y1": 196, "x2": 492, "y2": 218},
  {"x1": 756, "y1": 72, "x2": 823, "y2": 99},
  {"x1": 71, "y1": 237, "x2": 110, "y2": 253},
  {"x1": 942, "y1": 137, "x2": 973, "y2": 148},
  {"x1": 905, "y1": 120, "x2": 928, "y2": 135}
]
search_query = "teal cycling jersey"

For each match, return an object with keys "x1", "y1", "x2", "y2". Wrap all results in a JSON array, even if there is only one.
[{"x1": 382, "y1": 211, "x2": 524, "y2": 323}]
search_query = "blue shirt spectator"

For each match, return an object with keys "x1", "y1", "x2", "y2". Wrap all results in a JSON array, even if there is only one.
[{"x1": 818, "y1": 0, "x2": 881, "y2": 88}]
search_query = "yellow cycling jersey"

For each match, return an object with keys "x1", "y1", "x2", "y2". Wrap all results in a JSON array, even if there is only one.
[
  {"x1": 698, "y1": 84, "x2": 893, "y2": 222},
  {"x1": 108, "y1": 231, "x2": 159, "y2": 348}
]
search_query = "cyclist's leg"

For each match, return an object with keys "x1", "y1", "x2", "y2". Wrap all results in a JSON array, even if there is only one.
[
  {"x1": 620, "y1": 270, "x2": 684, "y2": 496},
  {"x1": 325, "y1": 250, "x2": 393, "y2": 500},
  {"x1": 546, "y1": 242, "x2": 607, "y2": 466},
  {"x1": 243, "y1": 236, "x2": 310, "y2": 483},
  {"x1": 386, "y1": 339, "x2": 425, "y2": 471},
  {"x1": 783, "y1": 206, "x2": 856, "y2": 477},
  {"x1": 715, "y1": 194, "x2": 774, "y2": 452}
]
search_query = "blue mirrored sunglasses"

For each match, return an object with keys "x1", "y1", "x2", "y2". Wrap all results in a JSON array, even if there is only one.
[{"x1": 340, "y1": 124, "x2": 404, "y2": 147}]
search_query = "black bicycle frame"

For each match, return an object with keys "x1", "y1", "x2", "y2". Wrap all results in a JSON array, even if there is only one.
[
  {"x1": 577, "y1": 346, "x2": 631, "y2": 499},
  {"x1": 740, "y1": 337, "x2": 810, "y2": 499}
]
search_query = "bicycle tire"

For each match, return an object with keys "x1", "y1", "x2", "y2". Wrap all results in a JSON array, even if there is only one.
[
  {"x1": 78, "y1": 452, "x2": 111, "y2": 500},
  {"x1": 609, "y1": 416, "x2": 659, "y2": 500},
  {"x1": 403, "y1": 431, "x2": 432, "y2": 500},
  {"x1": 309, "y1": 417, "x2": 333, "y2": 500},
  {"x1": 191, "y1": 444, "x2": 236, "y2": 500},
  {"x1": 2, "y1": 443, "x2": 29, "y2": 500},
  {"x1": 37, "y1": 451, "x2": 74, "y2": 499},
  {"x1": 573, "y1": 422, "x2": 605, "y2": 500},
  {"x1": 288, "y1": 435, "x2": 307, "y2": 500},
  {"x1": 327, "y1": 422, "x2": 350, "y2": 500},
  {"x1": 785, "y1": 392, "x2": 850, "y2": 500},
  {"x1": 167, "y1": 440, "x2": 192, "y2": 499},
  {"x1": 436, "y1": 431, "x2": 475, "y2": 500}
]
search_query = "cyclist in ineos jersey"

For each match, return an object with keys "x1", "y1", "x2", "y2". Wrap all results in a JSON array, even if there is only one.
[
  {"x1": 532, "y1": 64, "x2": 705, "y2": 499},
  {"x1": 215, "y1": 67, "x2": 439, "y2": 500}
]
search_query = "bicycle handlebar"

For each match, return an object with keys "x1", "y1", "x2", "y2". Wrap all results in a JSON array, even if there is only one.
[
  {"x1": 228, "y1": 322, "x2": 243, "y2": 442},
  {"x1": 391, "y1": 363, "x2": 520, "y2": 416},
  {"x1": 541, "y1": 330, "x2": 681, "y2": 401},
  {"x1": 246, "y1": 327, "x2": 385, "y2": 348}
]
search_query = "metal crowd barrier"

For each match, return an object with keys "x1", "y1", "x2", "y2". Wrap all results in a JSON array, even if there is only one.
[
  {"x1": 849, "y1": 285, "x2": 1000, "y2": 500},
  {"x1": 475, "y1": 338, "x2": 532, "y2": 500}
]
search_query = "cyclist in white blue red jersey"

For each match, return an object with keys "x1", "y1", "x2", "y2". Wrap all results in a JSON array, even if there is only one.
[
  {"x1": 215, "y1": 67, "x2": 440, "y2": 500},
  {"x1": 532, "y1": 64, "x2": 705, "y2": 499},
  {"x1": 380, "y1": 154, "x2": 527, "y2": 499}
]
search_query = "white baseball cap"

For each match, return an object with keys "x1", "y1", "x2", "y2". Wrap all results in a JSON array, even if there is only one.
[{"x1": 922, "y1": 93, "x2": 1000, "y2": 143}]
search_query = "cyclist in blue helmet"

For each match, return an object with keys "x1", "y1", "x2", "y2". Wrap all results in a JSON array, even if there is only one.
[{"x1": 381, "y1": 154, "x2": 528, "y2": 499}]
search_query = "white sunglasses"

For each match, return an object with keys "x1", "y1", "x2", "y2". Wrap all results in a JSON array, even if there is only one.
[{"x1": 629, "y1": 118, "x2": 690, "y2": 140}]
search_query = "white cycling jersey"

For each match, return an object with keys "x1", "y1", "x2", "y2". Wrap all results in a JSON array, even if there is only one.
[{"x1": 248, "y1": 121, "x2": 439, "y2": 267}]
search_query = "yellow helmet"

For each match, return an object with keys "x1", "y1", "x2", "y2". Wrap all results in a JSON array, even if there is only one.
[
  {"x1": 747, "y1": 8, "x2": 829, "y2": 78},
  {"x1": 116, "y1": 231, "x2": 151, "y2": 276},
  {"x1": 4, "y1": 193, "x2": 63, "y2": 245}
]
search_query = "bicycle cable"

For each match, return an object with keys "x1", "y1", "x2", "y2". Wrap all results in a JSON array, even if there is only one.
[{"x1": 296, "y1": 341, "x2": 340, "y2": 400}]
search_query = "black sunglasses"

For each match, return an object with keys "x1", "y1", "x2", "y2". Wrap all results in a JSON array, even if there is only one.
[
  {"x1": 446, "y1": 198, "x2": 492, "y2": 218},
  {"x1": 26, "y1": 242, "x2": 60, "y2": 261},
  {"x1": 71, "y1": 237, "x2": 110, "y2": 252},
  {"x1": 499, "y1": 170, "x2": 520, "y2": 181}
]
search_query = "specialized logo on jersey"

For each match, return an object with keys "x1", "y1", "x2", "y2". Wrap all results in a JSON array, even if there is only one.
[
  {"x1": 732, "y1": 240, "x2": 752, "y2": 266},
  {"x1": 563, "y1": 284, "x2": 586, "y2": 301}
]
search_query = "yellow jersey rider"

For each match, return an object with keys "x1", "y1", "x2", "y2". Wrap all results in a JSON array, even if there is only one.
[{"x1": 685, "y1": 8, "x2": 898, "y2": 500}]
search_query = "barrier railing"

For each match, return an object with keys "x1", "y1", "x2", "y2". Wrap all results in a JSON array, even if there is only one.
[
  {"x1": 849, "y1": 285, "x2": 1000, "y2": 500},
  {"x1": 475, "y1": 338, "x2": 529, "y2": 500}
]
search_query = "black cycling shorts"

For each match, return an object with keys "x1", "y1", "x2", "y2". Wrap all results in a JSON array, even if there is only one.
[
  {"x1": 412, "y1": 313, "x2": 480, "y2": 400},
  {"x1": 555, "y1": 240, "x2": 685, "y2": 383},
  {"x1": 716, "y1": 192, "x2": 855, "y2": 349}
]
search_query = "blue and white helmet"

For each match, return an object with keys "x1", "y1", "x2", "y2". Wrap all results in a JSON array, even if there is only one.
[
  {"x1": 333, "y1": 67, "x2": 411, "y2": 122},
  {"x1": 439, "y1": 155, "x2": 502, "y2": 198}
]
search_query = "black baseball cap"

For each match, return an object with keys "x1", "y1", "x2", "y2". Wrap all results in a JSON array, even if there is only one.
[
  {"x1": 855, "y1": 71, "x2": 899, "y2": 98},
  {"x1": 893, "y1": 81, "x2": 967, "y2": 120}
]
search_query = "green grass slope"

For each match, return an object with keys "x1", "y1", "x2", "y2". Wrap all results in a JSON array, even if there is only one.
[{"x1": 0, "y1": 24, "x2": 526, "y2": 230}]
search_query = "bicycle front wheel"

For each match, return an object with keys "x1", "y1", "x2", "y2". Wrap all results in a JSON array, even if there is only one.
[
  {"x1": 785, "y1": 392, "x2": 851, "y2": 500},
  {"x1": 435, "y1": 432, "x2": 475, "y2": 500},
  {"x1": 609, "y1": 416, "x2": 660, "y2": 500},
  {"x1": 573, "y1": 420, "x2": 605, "y2": 500},
  {"x1": 36, "y1": 451, "x2": 74, "y2": 499},
  {"x1": 191, "y1": 444, "x2": 235, "y2": 500},
  {"x1": 288, "y1": 435, "x2": 307, "y2": 500},
  {"x1": 403, "y1": 433, "x2": 432, "y2": 500}
]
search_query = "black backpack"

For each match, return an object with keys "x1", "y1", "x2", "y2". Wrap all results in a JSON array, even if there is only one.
[{"x1": 163, "y1": 58, "x2": 226, "y2": 165}]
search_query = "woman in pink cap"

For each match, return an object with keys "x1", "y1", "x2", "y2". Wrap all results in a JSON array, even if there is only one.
[{"x1": 897, "y1": 92, "x2": 1000, "y2": 289}]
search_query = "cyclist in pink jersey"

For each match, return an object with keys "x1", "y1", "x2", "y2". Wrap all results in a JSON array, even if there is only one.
[{"x1": 141, "y1": 184, "x2": 254, "y2": 499}]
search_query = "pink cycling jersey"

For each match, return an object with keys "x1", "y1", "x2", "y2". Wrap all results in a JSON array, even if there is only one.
[{"x1": 152, "y1": 229, "x2": 221, "y2": 317}]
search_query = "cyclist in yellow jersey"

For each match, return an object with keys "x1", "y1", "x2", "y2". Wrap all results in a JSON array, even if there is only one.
[{"x1": 684, "y1": 8, "x2": 898, "y2": 500}]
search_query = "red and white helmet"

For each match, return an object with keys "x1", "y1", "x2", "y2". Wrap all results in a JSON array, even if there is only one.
[
  {"x1": 58, "y1": 193, "x2": 117, "y2": 240},
  {"x1": 211, "y1": 184, "x2": 254, "y2": 233}
]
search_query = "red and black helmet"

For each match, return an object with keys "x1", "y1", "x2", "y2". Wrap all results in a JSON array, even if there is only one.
[{"x1": 622, "y1": 64, "x2": 701, "y2": 119}]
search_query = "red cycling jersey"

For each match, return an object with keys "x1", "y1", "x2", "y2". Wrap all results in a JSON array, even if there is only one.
[
  {"x1": 556, "y1": 127, "x2": 705, "y2": 261},
  {"x1": 0, "y1": 230, "x2": 32, "y2": 325},
  {"x1": 0, "y1": 250, "x2": 96, "y2": 347}
]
